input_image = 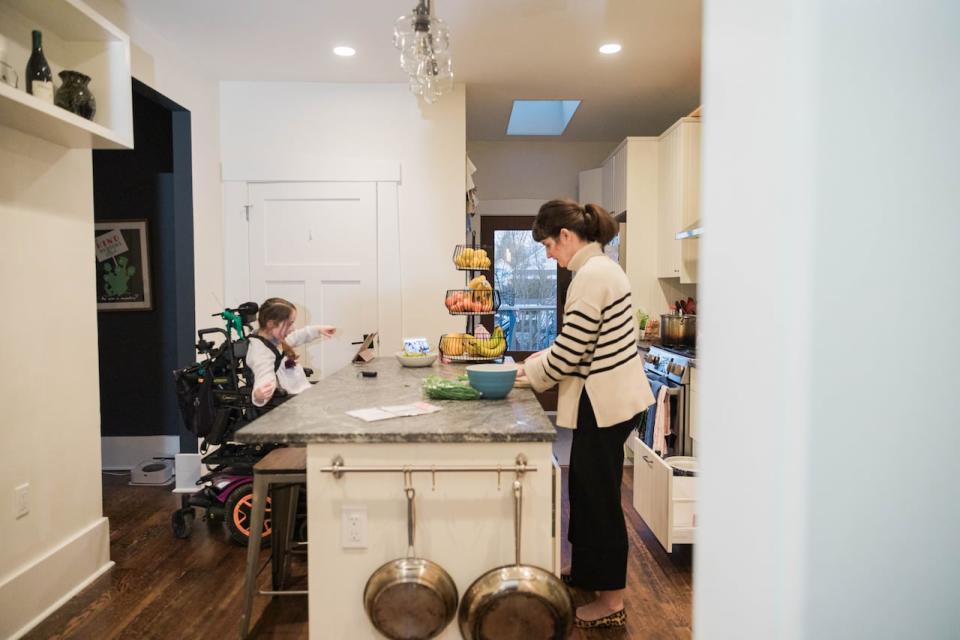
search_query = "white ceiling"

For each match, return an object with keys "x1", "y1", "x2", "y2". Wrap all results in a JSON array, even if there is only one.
[{"x1": 118, "y1": 0, "x2": 701, "y2": 141}]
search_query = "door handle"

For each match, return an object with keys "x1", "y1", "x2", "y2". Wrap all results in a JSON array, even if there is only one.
[{"x1": 642, "y1": 455, "x2": 654, "y2": 467}]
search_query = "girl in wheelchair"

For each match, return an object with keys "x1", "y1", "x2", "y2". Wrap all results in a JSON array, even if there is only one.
[{"x1": 248, "y1": 297, "x2": 337, "y2": 407}]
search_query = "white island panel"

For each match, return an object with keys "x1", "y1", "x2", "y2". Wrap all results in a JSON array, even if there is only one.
[{"x1": 307, "y1": 441, "x2": 557, "y2": 640}]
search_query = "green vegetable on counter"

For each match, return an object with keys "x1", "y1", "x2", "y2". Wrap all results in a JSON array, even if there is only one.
[{"x1": 422, "y1": 375, "x2": 481, "y2": 400}]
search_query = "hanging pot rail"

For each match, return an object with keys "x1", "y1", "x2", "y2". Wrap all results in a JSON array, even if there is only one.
[{"x1": 320, "y1": 454, "x2": 535, "y2": 488}]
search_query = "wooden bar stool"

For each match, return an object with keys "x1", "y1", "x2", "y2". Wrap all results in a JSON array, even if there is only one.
[{"x1": 240, "y1": 446, "x2": 307, "y2": 639}]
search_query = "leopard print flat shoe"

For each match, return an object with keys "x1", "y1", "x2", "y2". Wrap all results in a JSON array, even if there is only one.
[{"x1": 574, "y1": 608, "x2": 627, "y2": 629}]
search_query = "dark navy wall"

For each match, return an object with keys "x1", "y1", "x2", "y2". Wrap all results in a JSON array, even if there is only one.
[{"x1": 93, "y1": 80, "x2": 195, "y2": 447}]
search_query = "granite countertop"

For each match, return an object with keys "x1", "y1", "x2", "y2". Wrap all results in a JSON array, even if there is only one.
[{"x1": 233, "y1": 358, "x2": 556, "y2": 444}]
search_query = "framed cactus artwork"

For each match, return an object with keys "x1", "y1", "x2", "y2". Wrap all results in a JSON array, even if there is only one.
[{"x1": 94, "y1": 219, "x2": 153, "y2": 311}]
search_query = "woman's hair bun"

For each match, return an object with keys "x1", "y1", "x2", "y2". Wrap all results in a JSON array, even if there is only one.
[{"x1": 532, "y1": 198, "x2": 619, "y2": 246}]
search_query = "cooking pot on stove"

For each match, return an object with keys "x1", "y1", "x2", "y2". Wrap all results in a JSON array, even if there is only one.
[{"x1": 660, "y1": 314, "x2": 696, "y2": 348}]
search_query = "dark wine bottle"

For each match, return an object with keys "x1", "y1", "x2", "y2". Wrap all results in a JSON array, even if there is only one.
[{"x1": 25, "y1": 30, "x2": 54, "y2": 103}]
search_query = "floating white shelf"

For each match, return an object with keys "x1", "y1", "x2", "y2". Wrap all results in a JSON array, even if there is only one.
[
  {"x1": 0, "y1": 0, "x2": 133, "y2": 149},
  {"x1": 0, "y1": 81, "x2": 129, "y2": 148}
]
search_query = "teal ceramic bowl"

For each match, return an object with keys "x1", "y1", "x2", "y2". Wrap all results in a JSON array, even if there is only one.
[{"x1": 465, "y1": 364, "x2": 517, "y2": 399}]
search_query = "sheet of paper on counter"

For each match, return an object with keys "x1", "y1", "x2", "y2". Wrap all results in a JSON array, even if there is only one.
[{"x1": 346, "y1": 402, "x2": 442, "y2": 422}]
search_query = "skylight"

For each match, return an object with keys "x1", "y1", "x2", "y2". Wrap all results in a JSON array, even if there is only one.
[{"x1": 506, "y1": 100, "x2": 581, "y2": 136}]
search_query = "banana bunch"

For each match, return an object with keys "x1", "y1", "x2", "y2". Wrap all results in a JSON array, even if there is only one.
[
  {"x1": 440, "y1": 333, "x2": 467, "y2": 356},
  {"x1": 465, "y1": 326, "x2": 506, "y2": 358},
  {"x1": 468, "y1": 274, "x2": 492, "y2": 291},
  {"x1": 467, "y1": 274, "x2": 494, "y2": 309},
  {"x1": 455, "y1": 247, "x2": 491, "y2": 269}
]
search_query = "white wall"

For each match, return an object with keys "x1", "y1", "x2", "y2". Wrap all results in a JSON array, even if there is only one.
[
  {"x1": 220, "y1": 82, "x2": 466, "y2": 346},
  {"x1": 695, "y1": 1, "x2": 960, "y2": 639},
  {"x1": 467, "y1": 140, "x2": 616, "y2": 202},
  {"x1": 0, "y1": 1, "x2": 222, "y2": 636},
  {"x1": 0, "y1": 127, "x2": 111, "y2": 638}
]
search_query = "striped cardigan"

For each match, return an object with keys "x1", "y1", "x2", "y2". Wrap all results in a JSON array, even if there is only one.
[{"x1": 525, "y1": 243, "x2": 655, "y2": 429}]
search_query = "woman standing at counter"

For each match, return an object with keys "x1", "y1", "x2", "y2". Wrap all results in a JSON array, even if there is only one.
[{"x1": 517, "y1": 199, "x2": 655, "y2": 629}]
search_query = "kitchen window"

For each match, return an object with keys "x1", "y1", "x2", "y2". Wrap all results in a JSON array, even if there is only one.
[{"x1": 480, "y1": 215, "x2": 571, "y2": 360}]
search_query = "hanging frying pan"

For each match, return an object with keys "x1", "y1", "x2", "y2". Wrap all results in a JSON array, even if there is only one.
[
  {"x1": 363, "y1": 471, "x2": 458, "y2": 639},
  {"x1": 458, "y1": 479, "x2": 574, "y2": 640}
]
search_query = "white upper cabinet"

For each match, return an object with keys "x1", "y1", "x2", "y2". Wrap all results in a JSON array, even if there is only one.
[
  {"x1": 593, "y1": 127, "x2": 700, "y2": 314},
  {"x1": 578, "y1": 167, "x2": 603, "y2": 207},
  {"x1": 614, "y1": 143, "x2": 627, "y2": 215},
  {"x1": 657, "y1": 117, "x2": 700, "y2": 283},
  {"x1": 0, "y1": 0, "x2": 133, "y2": 149},
  {"x1": 601, "y1": 150, "x2": 616, "y2": 213},
  {"x1": 599, "y1": 142, "x2": 629, "y2": 215}
]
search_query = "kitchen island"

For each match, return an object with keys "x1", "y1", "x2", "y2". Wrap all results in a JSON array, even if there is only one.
[{"x1": 235, "y1": 357, "x2": 559, "y2": 639}]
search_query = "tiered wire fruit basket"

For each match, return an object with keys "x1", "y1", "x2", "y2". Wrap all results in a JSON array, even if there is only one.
[
  {"x1": 439, "y1": 241, "x2": 507, "y2": 363},
  {"x1": 443, "y1": 289, "x2": 501, "y2": 315}
]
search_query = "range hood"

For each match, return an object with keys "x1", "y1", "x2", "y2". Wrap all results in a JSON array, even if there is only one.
[{"x1": 675, "y1": 221, "x2": 703, "y2": 240}]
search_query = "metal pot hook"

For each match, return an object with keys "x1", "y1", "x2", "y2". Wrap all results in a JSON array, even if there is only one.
[{"x1": 403, "y1": 468, "x2": 416, "y2": 557}]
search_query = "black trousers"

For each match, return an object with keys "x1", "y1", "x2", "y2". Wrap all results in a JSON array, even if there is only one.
[{"x1": 568, "y1": 390, "x2": 641, "y2": 591}]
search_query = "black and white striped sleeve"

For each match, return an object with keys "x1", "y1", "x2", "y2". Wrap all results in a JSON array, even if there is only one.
[{"x1": 524, "y1": 299, "x2": 601, "y2": 391}]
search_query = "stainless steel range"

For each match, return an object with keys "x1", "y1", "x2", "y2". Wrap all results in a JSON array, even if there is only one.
[{"x1": 642, "y1": 345, "x2": 696, "y2": 457}]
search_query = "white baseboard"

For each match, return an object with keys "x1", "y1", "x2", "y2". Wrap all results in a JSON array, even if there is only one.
[
  {"x1": 101, "y1": 435, "x2": 180, "y2": 470},
  {"x1": 1, "y1": 517, "x2": 113, "y2": 640}
]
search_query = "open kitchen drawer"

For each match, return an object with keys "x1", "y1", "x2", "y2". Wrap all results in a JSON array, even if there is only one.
[{"x1": 630, "y1": 434, "x2": 697, "y2": 553}]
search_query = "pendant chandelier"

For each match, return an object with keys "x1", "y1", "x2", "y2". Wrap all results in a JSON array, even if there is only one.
[{"x1": 393, "y1": 0, "x2": 454, "y2": 103}]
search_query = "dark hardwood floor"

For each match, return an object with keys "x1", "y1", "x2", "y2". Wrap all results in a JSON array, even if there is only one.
[{"x1": 26, "y1": 467, "x2": 692, "y2": 639}]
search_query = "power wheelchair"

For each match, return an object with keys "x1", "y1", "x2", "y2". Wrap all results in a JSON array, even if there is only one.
[{"x1": 171, "y1": 302, "x2": 308, "y2": 544}]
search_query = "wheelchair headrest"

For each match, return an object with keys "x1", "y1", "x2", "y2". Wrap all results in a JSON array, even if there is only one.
[{"x1": 237, "y1": 302, "x2": 259, "y2": 323}]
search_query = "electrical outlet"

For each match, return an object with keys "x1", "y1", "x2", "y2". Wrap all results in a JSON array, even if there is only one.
[
  {"x1": 14, "y1": 483, "x2": 29, "y2": 519},
  {"x1": 341, "y1": 505, "x2": 367, "y2": 549}
]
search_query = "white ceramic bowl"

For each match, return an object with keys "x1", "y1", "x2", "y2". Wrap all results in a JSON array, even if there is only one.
[{"x1": 395, "y1": 351, "x2": 438, "y2": 367}]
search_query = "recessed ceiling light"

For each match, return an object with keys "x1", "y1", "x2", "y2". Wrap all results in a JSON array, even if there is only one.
[
  {"x1": 333, "y1": 46, "x2": 356, "y2": 57},
  {"x1": 599, "y1": 43, "x2": 622, "y2": 55}
]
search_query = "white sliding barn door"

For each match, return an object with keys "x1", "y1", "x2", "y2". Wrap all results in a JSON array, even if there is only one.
[{"x1": 248, "y1": 182, "x2": 378, "y2": 378}]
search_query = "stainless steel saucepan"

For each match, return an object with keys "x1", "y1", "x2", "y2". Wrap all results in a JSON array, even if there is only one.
[
  {"x1": 660, "y1": 313, "x2": 696, "y2": 348},
  {"x1": 363, "y1": 471, "x2": 458, "y2": 640},
  {"x1": 458, "y1": 479, "x2": 574, "y2": 640}
]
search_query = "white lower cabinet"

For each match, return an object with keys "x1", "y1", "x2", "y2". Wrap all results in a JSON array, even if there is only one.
[{"x1": 631, "y1": 435, "x2": 697, "y2": 552}]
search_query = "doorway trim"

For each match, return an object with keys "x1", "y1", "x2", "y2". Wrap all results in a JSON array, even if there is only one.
[{"x1": 96, "y1": 78, "x2": 197, "y2": 463}]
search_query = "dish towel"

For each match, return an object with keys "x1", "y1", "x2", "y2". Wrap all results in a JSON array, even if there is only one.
[
  {"x1": 643, "y1": 378, "x2": 663, "y2": 448},
  {"x1": 652, "y1": 385, "x2": 671, "y2": 455}
]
